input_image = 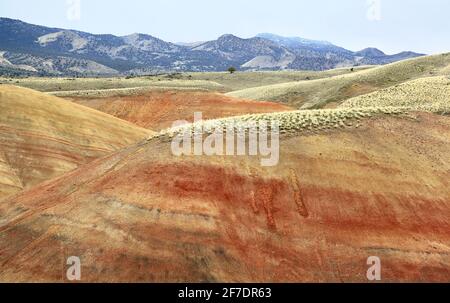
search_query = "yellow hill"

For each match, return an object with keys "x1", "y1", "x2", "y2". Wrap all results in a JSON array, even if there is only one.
[{"x1": 0, "y1": 85, "x2": 153, "y2": 199}]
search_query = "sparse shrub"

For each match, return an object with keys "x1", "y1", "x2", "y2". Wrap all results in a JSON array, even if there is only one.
[
  {"x1": 154, "y1": 106, "x2": 431, "y2": 142},
  {"x1": 166, "y1": 73, "x2": 183, "y2": 80},
  {"x1": 227, "y1": 67, "x2": 237, "y2": 74}
]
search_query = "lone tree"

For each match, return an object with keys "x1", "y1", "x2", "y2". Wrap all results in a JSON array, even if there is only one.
[{"x1": 227, "y1": 66, "x2": 237, "y2": 74}]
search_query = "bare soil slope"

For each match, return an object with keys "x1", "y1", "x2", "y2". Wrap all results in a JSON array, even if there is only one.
[
  {"x1": 0, "y1": 85, "x2": 152, "y2": 199},
  {"x1": 67, "y1": 90, "x2": 294, "y2": 131},
  {"x1": 0, "y1": 112, "x2": 449, "y2": 282}
]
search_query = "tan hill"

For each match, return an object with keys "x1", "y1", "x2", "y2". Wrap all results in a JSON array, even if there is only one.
[
  {"x1": 0, "y1": 77, "x2": 226, "y2": 93},
  {"x1": 340, "y1": 76, "x2": 450, "y2": 110},
  {"x1": 0, "y1": 67, "x2": 371, "y2": 94},
  {"x1": 0, "y1": 109, "x2": 449, "y2": 282},
  {"x1": 0, "y1": 85, "x2": 152, "y2": 199},
  {"x1": 64, "y1": 90, "x2": 294, "y2": 131},
  {"x1": 185, "y1": 67, "x2": 373, "y2": 91},
  {"x1": 227, "y1": 53, "x2": 450, "y2": 109}
]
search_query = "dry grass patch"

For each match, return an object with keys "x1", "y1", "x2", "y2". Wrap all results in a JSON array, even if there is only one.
[
  {"x1": 188, "y1": 66, "x2": 373, "y2": 91},
  {"x1": 48, "y1": 84, "x2": 217, "y2": 98},
  {"x1": 0, "y1": 77, "x2": 225, "y2": 93},
  {"x1": 153, "y1": 107, "x2": 408, "y2": 140},
  {"x1": 340, "y1": 76, "x2": 450, "y2": 110},
  {"x1": 153, "y1": 100, "x2": 450, "y2": 141},
  {"x1": 0, "y1": 67, "x2": 371, "y2": 94}
]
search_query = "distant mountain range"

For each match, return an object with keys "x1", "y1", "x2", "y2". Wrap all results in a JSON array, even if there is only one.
[{"x1": 0, "y1": 18, "x2": 425, "y2": 76}]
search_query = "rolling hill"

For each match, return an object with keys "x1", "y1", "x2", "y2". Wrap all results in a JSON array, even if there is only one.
[
  {"x1": 0, "y1": 85, "x2": 152, "y2": 199},
  {"x1": 0, "y1": 67, "x2": 372, "y2": 94},
  {"x1": 227, "y1": 53, "x2": 450, "y2": 109},
  {"x1": 64, "y1": 90, "x2": 294, "y2": 131},
  {"x1": 340, "y1": 76, "x2": 450, "y2": 109},
  {"x1": 0, "y1": 109, "x2": 449, "y2": 282},
  {"x1": 185, "y1": 66, "x2": 374, "y2": 91},
  {"x1": 0, "y1": 77, "x2": 226, "y2": 93}
]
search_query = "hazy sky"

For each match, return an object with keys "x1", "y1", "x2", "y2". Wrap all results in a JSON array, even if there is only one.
[{"x1": 1, "y1": 0, "x2": 449, "y2": 54}]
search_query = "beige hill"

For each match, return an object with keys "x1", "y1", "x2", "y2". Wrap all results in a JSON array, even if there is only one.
[{"x1": 0, "y1": 85, "x2": 152, "y2": 199}]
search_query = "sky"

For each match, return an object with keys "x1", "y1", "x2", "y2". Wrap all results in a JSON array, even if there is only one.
[{"x1": 1, "y1": 0, "x2": 449, "y2": 54}]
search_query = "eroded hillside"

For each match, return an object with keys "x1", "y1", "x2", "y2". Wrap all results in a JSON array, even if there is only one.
[
  {"x1": 0, "y1": 85, "x2": 152, "y2": 199},
  {"x1": 0, "y1": 112, "x2": 449, "y2": 282},
  {"x1": 66, "y1": 90, "x2": 294, "y2": 130}
]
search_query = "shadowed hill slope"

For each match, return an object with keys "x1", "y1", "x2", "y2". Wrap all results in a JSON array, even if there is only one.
[
  {"x1": 0, "y1": 111, "x2": 449, "y2": 282},
  {"x1": 227, "y1": 53, "x2": 450, "y2": 109},
  {"x1": 0, "y1": 85, "x2": 152, "y2": 199}
]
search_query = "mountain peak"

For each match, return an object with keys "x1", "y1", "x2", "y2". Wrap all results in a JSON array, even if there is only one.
[
  {"x1": 122, "y1": 33, "x2": 157, "y2": 40},
  {"x1": 217, "y1": 34, "x2": 241, "y2": 41},
  {"x1": 355, "y1": 47, "x2": 386, "y2": 57},
  {"x1": 121, "y1": 33, "x2": 179, "y2": 52}
]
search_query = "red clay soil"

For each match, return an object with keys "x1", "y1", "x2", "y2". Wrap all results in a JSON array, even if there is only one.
[
  {"x1": 68, "y1": 90, "x2": 294, "y2": 131},
  {"x1": 0, "y1": 112, "x2": 449, "y2": 282}
]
